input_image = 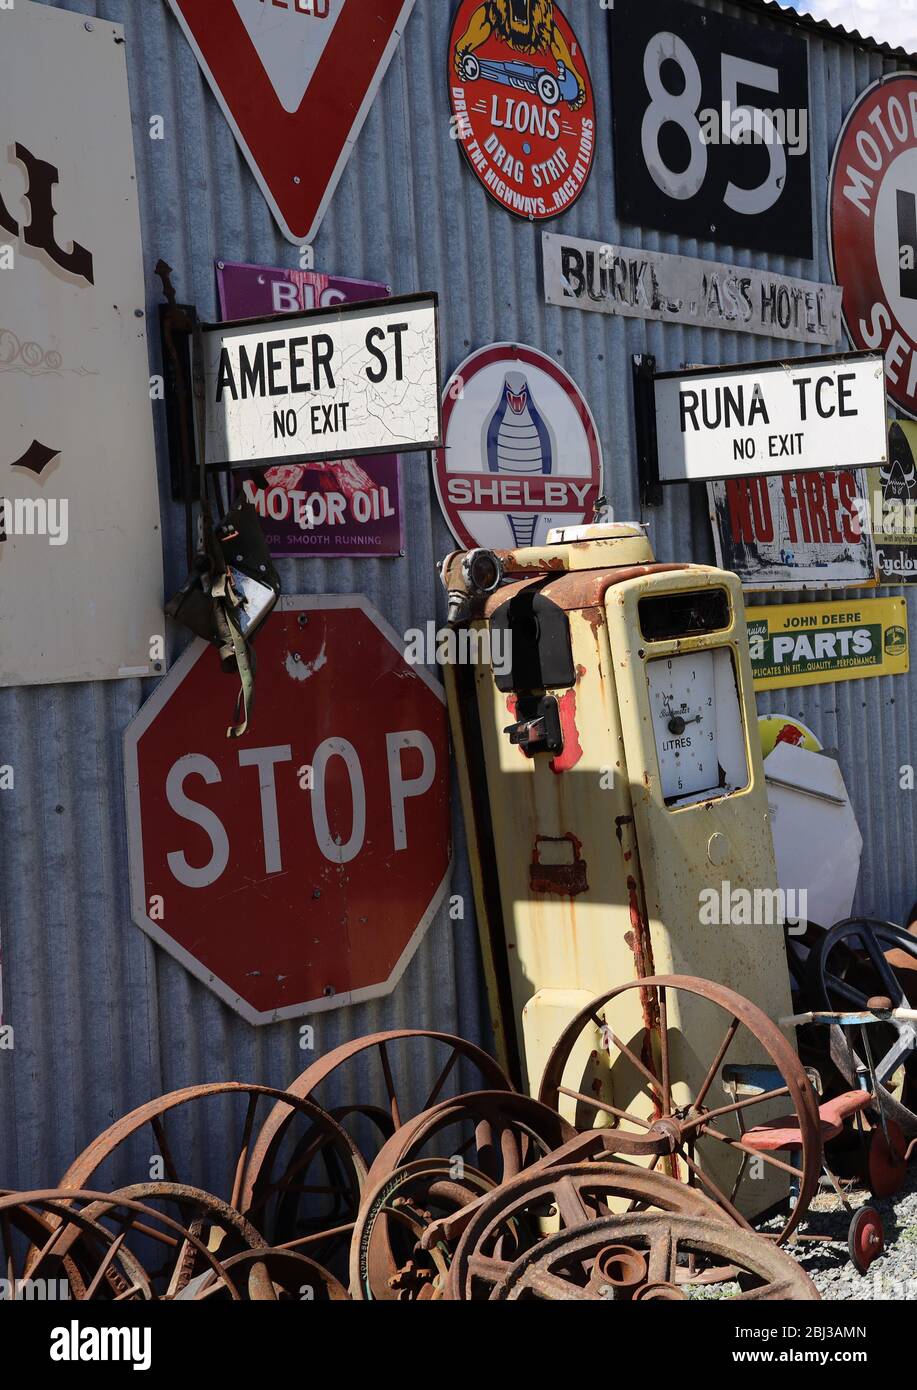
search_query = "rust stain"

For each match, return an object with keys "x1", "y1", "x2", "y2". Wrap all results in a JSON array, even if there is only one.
[
  {"x1": 529, "y1": 833, "x2": 588, "y2": 897},
  {"x1": 549, "y1": 689, "x2": 583, "y2": 774},
  {"x1": 583, "y1": 604, "x2": 604, "y2": 636}
]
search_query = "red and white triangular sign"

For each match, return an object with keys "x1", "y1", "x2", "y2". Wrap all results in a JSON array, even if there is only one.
[{"x1": 166, "y1": 0, "x2": 416, "y2": 245}]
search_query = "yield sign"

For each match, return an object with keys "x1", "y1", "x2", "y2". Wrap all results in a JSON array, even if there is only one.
[{"x1": 166, "y1": 0, "x2": 416, "y2": 244}]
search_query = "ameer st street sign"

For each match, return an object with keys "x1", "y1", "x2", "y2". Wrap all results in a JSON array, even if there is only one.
[{"x1": 201, "y1": 293, "x2": 441, "y2": 470}]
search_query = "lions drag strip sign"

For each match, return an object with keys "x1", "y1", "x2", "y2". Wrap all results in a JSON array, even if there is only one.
[
  {"x1": 652, "y1": 353, "x2": 888, "y2": 484},
  {"x1": 201, "y1": 293, "x2": 440, "y2": 469}
]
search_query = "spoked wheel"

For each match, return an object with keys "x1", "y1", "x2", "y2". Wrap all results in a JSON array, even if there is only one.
[
  {"x1": 55, "y1": 1082, "x2": 366, "y2": 1273},
  {"x1": 242, "y1": 1031, "x2": 513, "y2": 1217},
  {"x1": 808, "y1": 918, "x2": 917, "y2": 1137},
  {"x1": 6, "y1": 1187, "x2": 270, "y2": 1300},
  {"x1": 185, "y1": 1248, "x2": 349, "y2": 1301},
  {"x1": 364, "y1": 1091, "x2": 574, "y2": 1191},
  {"x1": 848, "y1": 1205, "x2": 884, "y2": 1275},
  {"x1": 537, "y1": 975, "x2": 821, "y2": 1243},
  {"x1": 478, "y1": 1214, "x2": 820, "y2": 1301},
  {"x1": 445, "y1": 1160, "x2": 731, "y2": 1300},
  {"x1": 350, "y1": 1158, "x2": 496, "y2": 1301}
]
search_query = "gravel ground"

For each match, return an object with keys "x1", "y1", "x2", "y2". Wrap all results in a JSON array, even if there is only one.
[{"x1": 774, "y1": 1166, "x2": 917, "y2": 1299}]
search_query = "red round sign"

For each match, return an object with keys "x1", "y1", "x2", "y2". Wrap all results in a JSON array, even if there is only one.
[
  {"x1": 124, "y1": 598, "x2": 451, "y2": 1023},
  {"x1": 448, "y1": 0, "x2": 595, "y2": 221},
  {"x1": 830, "y1": 73, "x2": 917, "y2": 419},
  {"x1": 434, "y1": 342, "x2": 604, "y2": 551}
]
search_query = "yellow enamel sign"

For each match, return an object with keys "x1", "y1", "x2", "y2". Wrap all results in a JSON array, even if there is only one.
[{"x1": 748, "y1": 598, "x2": 909, "y2": 689}]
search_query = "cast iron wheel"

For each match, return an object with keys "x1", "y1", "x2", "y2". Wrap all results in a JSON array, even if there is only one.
[
  {"x1": 362, "y1": 1091, "x2": 574, "y2": 1193},
  {"x1": 445, "y1": 1159, "x2": 732, "y2": 1300},
  {"x1": 55, "y1": 1082, "x2": 366, "y2": 1269},
  {"x1": 476, "y1": 1214, "x2": 820, "y2": 1301},
  {"x1": 808, "y1": 918, "x2": 917, "y2": 1137},
  {"x1": 537, "y1": 975, "x2": 821, "y2": 1243},
  {"x1": 848, "y1": 1205, "x2": 884, "y2": 1274},
  {"x1": 6, "y1": 1187, "x2": 271, "y2": 1300},
  {"x1": 242, "y1": 1030, "x2": 513, "y2": 1216},
  {"x1": 350, "y1": 1158, "x2": 496, "y2": 1301}
]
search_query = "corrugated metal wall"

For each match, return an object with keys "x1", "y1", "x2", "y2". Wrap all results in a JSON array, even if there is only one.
[{"x1": 0, "y1": 0, "x2": 913, "y2": 1191}]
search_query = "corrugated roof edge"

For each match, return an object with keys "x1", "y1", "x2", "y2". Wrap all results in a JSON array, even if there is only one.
[{"x1": 724, "y1": 0, "x2": 917, "y2": 64}]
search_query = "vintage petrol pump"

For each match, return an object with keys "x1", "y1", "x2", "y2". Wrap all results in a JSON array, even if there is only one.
[{"x1": 441, "y1": 523, "x2": 795, "y2": 1216}]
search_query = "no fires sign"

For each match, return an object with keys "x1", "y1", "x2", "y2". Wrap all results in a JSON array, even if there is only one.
[{"x1": 124, "y1": 597, "x2": 451, "y2": 1023}]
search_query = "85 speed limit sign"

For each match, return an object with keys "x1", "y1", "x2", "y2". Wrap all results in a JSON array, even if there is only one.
[{"x1": 609, "y1": 0, "x2": 812, "y2": 258}]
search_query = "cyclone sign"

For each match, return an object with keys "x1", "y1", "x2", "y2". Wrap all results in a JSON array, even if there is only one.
[
  {"x1": 433, "y1": 343, "x2": 603, "y2": 551},
  {"x1": 448, "y1": 0, "x2": 596, "y2": 221},
  {"x1": 830, "y1": 74, "x2": 917, "y2": 419}
]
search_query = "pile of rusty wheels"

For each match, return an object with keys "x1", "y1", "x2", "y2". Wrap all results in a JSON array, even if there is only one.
[{"x1": 0, "y1": 990, "x2": 838, "y2": 1300}]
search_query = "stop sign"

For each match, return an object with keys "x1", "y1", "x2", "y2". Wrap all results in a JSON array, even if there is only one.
[{"x1": 124, "y1": 596, "x2": 451, "y2": 1023}]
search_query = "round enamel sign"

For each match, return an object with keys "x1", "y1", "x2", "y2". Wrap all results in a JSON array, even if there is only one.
[
  {"x1": 433, "y1": 342, "x2": 603, "y2": 551},
  {"x1": 830, "y1": 74, "x2": 917, "y2": 418},
  {"x1": 448, "y1": 0, "x2": 596, "y2": 221}
]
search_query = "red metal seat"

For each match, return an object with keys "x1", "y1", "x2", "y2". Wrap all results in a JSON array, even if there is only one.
[{"x1": 743, "y1": 1090, "x2": 872, "y2": 1153}]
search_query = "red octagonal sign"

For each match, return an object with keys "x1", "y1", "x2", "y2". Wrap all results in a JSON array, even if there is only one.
[{"x1": 124, "y1": 596, "x2": 451, "y2": 1023}]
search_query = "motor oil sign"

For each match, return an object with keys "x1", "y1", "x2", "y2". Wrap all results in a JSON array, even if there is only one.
[
  {"x1": 748, "y1": 597, "x2": 909, "y2": 690},
  {"x1": 830, "y1": 74, "x2": 917, "y2": 421},
  {"x1": 216, "y1": 260, "x2": 403, "y2": 557},
  {"x1": 448, "y1": 0, "x2": 595, "y2": 221},
  {"x1": 433, "y1": 343, "x2": 603, "y2": 550}
]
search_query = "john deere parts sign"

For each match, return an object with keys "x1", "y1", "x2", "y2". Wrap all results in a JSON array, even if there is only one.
[{"x1": 748, "y1": 598, "x2": 908, "y2": 690}]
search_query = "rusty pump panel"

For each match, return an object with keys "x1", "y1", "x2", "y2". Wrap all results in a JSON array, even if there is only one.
[{"x1": 440, "y1": 523, "x2": 794, "y2": 1219}]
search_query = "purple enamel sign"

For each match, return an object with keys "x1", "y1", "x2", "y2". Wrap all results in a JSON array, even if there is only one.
[{"x1": 215, "y1": 260, "x2": 404, "y2": 559}]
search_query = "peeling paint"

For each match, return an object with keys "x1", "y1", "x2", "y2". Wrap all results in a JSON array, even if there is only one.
[
  {"x1": 549, "y1": 689, "x2": 583, "y2": 774},
  {"x1": 285, "y1": 638, "x2": 327, "y2": 681}
]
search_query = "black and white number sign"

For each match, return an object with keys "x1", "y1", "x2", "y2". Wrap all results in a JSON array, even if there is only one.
[{"x1": 610, "y1": 0, "x2": 812, "y2": 259}]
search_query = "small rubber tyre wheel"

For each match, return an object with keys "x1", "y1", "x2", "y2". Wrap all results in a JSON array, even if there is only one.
[{"x1": 848, "y1": 1206, "x2": 884, "y2": 1274}]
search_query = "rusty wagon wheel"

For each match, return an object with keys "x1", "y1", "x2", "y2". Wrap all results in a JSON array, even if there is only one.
[
  {"x1": 445, "y1": 1159, "x2": 732, "y2": 1300},
  {"x1": 482, "y1": 1214, "x2": 821, "y2": 1301},
  {"x1": 241, "y1": 1029, "x2": 514, "y2": 1217},
  {"x1": 364, "y1": 1091, "x2": 574, "y2": 1188},
  {"x1": 349, "y1": 1157, "x2": 496, "y2": 1301},
  {"x1": 537, "y1": 975, "x2": 821, "y2": 1243},
  {"x1": 183, "y1": 1247, "x2": 349, "y2": 1302},
  {"x1": 55, "y1": 1083, "x2": 366, "y2": 1270},
  {"x1": 4, "y1": 1187, "x2": 273, "y2": 1300}
]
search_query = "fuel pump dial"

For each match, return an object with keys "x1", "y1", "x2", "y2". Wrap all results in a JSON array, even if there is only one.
[{"x1": 646, "y1": 649, "x2": 747, "y2": 803}]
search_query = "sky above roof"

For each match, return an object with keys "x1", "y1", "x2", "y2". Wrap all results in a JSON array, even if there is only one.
[{"x1": 783, "y1": 0, "x2": 917, "y2": 52}]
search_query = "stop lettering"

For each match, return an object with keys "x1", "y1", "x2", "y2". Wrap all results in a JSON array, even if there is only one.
[{"x1": 124, "y1": 597, "x2": 451, "y2": 1023}]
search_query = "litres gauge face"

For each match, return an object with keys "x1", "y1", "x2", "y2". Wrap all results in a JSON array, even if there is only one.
[{"x1": 646, "y1": 648, "x2": 748, "y2": 804}]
